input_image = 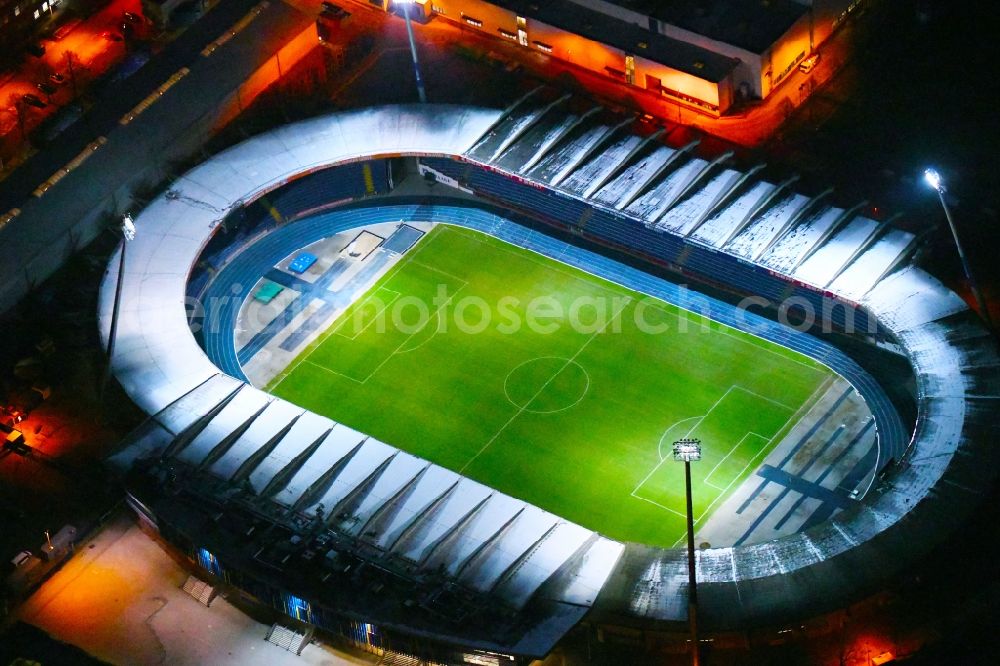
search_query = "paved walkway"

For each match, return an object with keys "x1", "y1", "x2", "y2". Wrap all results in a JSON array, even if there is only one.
[{"x1": 16, "y1": 511, "x2": 372, "y2": 666}]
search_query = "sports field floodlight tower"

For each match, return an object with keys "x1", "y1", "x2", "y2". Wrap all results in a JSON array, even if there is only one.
[
  {"x1": 393, "y1": 0, "x2": 427, "y2": 104},
  {"x1": 923, "y1": 167, "x2": 993, "y2": 330},
  {"x1": 101, "y1": 214, "x2": 137, "y2": 403},
  {"x1": 673, "y1": 437, "x2": 702, "y2": 666}
]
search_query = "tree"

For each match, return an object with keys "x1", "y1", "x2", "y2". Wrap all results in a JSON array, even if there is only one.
[
  {"x1": 62, "y1": 50, "x2": 81, "y2": 100},
  {"x1": 5, "y1": 93, "x2": 28, "y2": 145}
]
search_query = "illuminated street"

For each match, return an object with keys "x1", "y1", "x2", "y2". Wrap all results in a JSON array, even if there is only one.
[{"x1": 0, "y1": 0, "x2": 145, "y2": 170}]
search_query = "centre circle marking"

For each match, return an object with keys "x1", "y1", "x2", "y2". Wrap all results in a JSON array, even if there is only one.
[{"x1": 503, "y1": 356, "x2": 591, "y2": 414}]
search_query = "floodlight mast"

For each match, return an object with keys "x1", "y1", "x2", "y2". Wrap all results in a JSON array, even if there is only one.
[
  {"x1": 100, "y1": 214, "x2": 136, "y2": 404},
  {"x1": 673, "y1": 438, "x2": 702, "y2": 666},
  {"x1": 396, "y1": 0, "x2": 428, "y2": 104},
  {"x1": 923, "y1": 168, "x2": 993, "y2": 330}
]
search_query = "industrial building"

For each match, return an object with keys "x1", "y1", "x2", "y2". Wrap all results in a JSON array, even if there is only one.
[{"x1": 367, "y1": 0, "x2": 865, "y2": 114}]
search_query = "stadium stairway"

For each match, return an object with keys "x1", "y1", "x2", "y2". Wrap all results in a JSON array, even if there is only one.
[
  {"x1": 265, "y1": 623, "x2": 311, "y2": 655},
  {"x1": 181, "y1": 574, "x2": 217, "y2": 607}
]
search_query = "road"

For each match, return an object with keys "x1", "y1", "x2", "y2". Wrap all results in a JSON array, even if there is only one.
[
  {"x1": 0, "y1": 0, "x2": 146, "y2": 170},
  {"x1": 0, "y1": 0, "x2": 268, "y2": 214}
]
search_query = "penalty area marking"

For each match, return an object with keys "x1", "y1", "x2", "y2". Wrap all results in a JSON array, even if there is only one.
[
  {"x1": 702, "y1": 431, "x2": 770, "y2": 491},
  {"x1": 288, "y1": 282, "x2": 469, "y2": 386},
  {"x1": 629, "y1": 386, "x2": 736, "y2": 511},
  {"x1": 631, "y1": 385, "x2": 796, "y2": 526},
  {"x1": 333, "y1": 287, "x2": 401, "y2": 340}
]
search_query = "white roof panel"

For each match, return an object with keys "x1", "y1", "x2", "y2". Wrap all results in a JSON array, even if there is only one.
[
  {"x1": 370, "y1": 465, "x2": 464, "y2": 550},
  {"x1": 345, "y1": 454, "x2": 429, "y2": 533},
  {"x1": 273, "y1": 423, "x2": 369, "y2": 508},
  {"x1": 794, "y1": 216, "x2": 879, "y2": 288},
  {"x1": 460, "y1": 506, "x2": 560, "y2": 592},
  {"x1": 397, "y1": 479, "x2": 494, "y2": 563},
  {"x1": 247, "y1": 411, "x2": 334, "y2": 494},
  {"x1": 209, "y1": 399, "x2": 303, "y2": 480},
  {"x1": 176, "y1": 387, "x2": 270, "y2": 467},
  {"x1": 299, "y1": 439, "x2": 398, "y2": 517},
  {"x1": 625, "y1": 158, "x2": 706, "y2": 222},
  {"x1": 494, "y1": 521, "x2": 593, "y2": 608},
  {"x1": 657, "y1": 169, "x2": 738, "y2": 235},
  {"x1": 692, "y1": 181, "x2": 774, "y2": 247},
  {"x1": 762, "y1": 206, "x2": 843, "y2": 273},
  {"x1": 827, "y1": 229, "x2": 915, "y2": 301},
  {"x1": 594, "y1": 145, "x2": 676, "y2": 208},
  {"x1": 727, "y1": 193, "x2": 810, "y2": 259}
]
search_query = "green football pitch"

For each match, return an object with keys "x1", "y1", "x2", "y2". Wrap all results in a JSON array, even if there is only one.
[{"x1": 267, "y1": 225, "x2": 833, "y2": 547}]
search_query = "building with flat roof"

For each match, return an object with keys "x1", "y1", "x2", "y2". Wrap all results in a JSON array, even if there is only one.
[
  {"x1": 371, "y1": 0, "x2": 863, "y2": 113},
  {"x1": 568, "y1": 0, "x2": 817, "y2": 99},
  {"x1": 584, "y1": 0, "x2": 810, "y2": 54},
  {"x1": 399, "y1": 0, "x2": 738, "y2": 113}
]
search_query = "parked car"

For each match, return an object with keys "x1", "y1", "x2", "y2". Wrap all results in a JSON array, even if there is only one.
[
  {"x1": 36, "y1": 81, "x2": 56, "y2": 96},
  {"x1": 48, "y1": 72, "x2": 67, "y2": 86},
  {"x1": 21, "y1": 93, "x2": 47, "y2": 109},
  {"x1": 798, "y1": 54, "x2": 820, "y2": 74},
  {"x1": 101, "y1": 30, "x2": 124, "y2": 42}
]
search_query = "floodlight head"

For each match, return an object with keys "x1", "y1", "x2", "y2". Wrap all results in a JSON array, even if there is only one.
[
  {"x1": 121, "y1": 214, "x2": 136, "y2": 241},
  {"x1": 672, "y1": 438, "x2": 702, "y2": 462},
  {"x1": 923, "y1": 168, "x2": 943, "y2": 192}
]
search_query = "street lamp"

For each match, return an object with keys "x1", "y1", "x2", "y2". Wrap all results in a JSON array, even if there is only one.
[
  {"x1": 395, "y1": 0, "x2": 427, "y2": 103},
  {"x1": 923, "y1": 168, "x2": 993, "y2": 330},
  {"x1": 673, "y1": 438, "x2": 702, "y2": 666},
  {"x1": 100, "y1": 214, "x2": 136, "y2": 402}
]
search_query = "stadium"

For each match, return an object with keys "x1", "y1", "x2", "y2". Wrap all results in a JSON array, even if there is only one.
[{"x1": 100, "y1": 102, "x2": 999, "y2": 663}]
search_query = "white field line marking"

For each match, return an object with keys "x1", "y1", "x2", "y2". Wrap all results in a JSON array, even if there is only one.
[
  {"x1": 270, "y1": 225, "x2": 448, "y2": 391},
  {"x1": 395, "y1": 271, "x2": 470, "y2": 355},
  {"x1": 632, "y1": 386, "x2": 736, "y2": 498},
  {"x1": 300, "y1": 285, "x2": 468, "y2": 384},
  {"x1": 703, "y1": 432, "x2": 770, "y2": 488},
  {"x1": 502, "y1": 357, "x2": 592, "y2": 414},
  {"x1": 334, "y1": 288, "x2": 401, "y2": 340},
  {"x1": 439, "y1": 224, "x2": 627, "y2": 300},
  {"x1": 733, "y1": 386, "x2": 796, "y2": 412},
  {"x1": 460, "y1": 297, "x2": 633, "y2": 473},
  {"x1": 445, "y1": 222, "x2": 835, "y2": 380},
  {"x1": 671, "y1": 432, "x2": 780, "y2": 548},
  {"x1": 639, "y1": 298, "x2": 828, "y2": 376},
  {"x1": 667, "y1": 383, "x2": 831, "y2": 547},
  {"x1": 303, "y1": 359, "x2": 365, "y2": 384},
  {"x1": 654, "y1": 416, "x2": 703, "y2": 462},
  {"x1": 407, "y1": 259, "x2": 470, "y2": 286},
  {"x1": 633, "y1": 494, "x2": 687, "y2": 518},
  {"x1": 635, "y1": 382, "x2": 800, "y2": 526},
  {"x1": 355, "y1": 283, "x2": 468, "y2": 384}
]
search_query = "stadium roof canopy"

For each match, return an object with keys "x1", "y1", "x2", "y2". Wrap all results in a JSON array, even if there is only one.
[{"x1": 102, "y1": 104, "x2": 999, "y2": 652}]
